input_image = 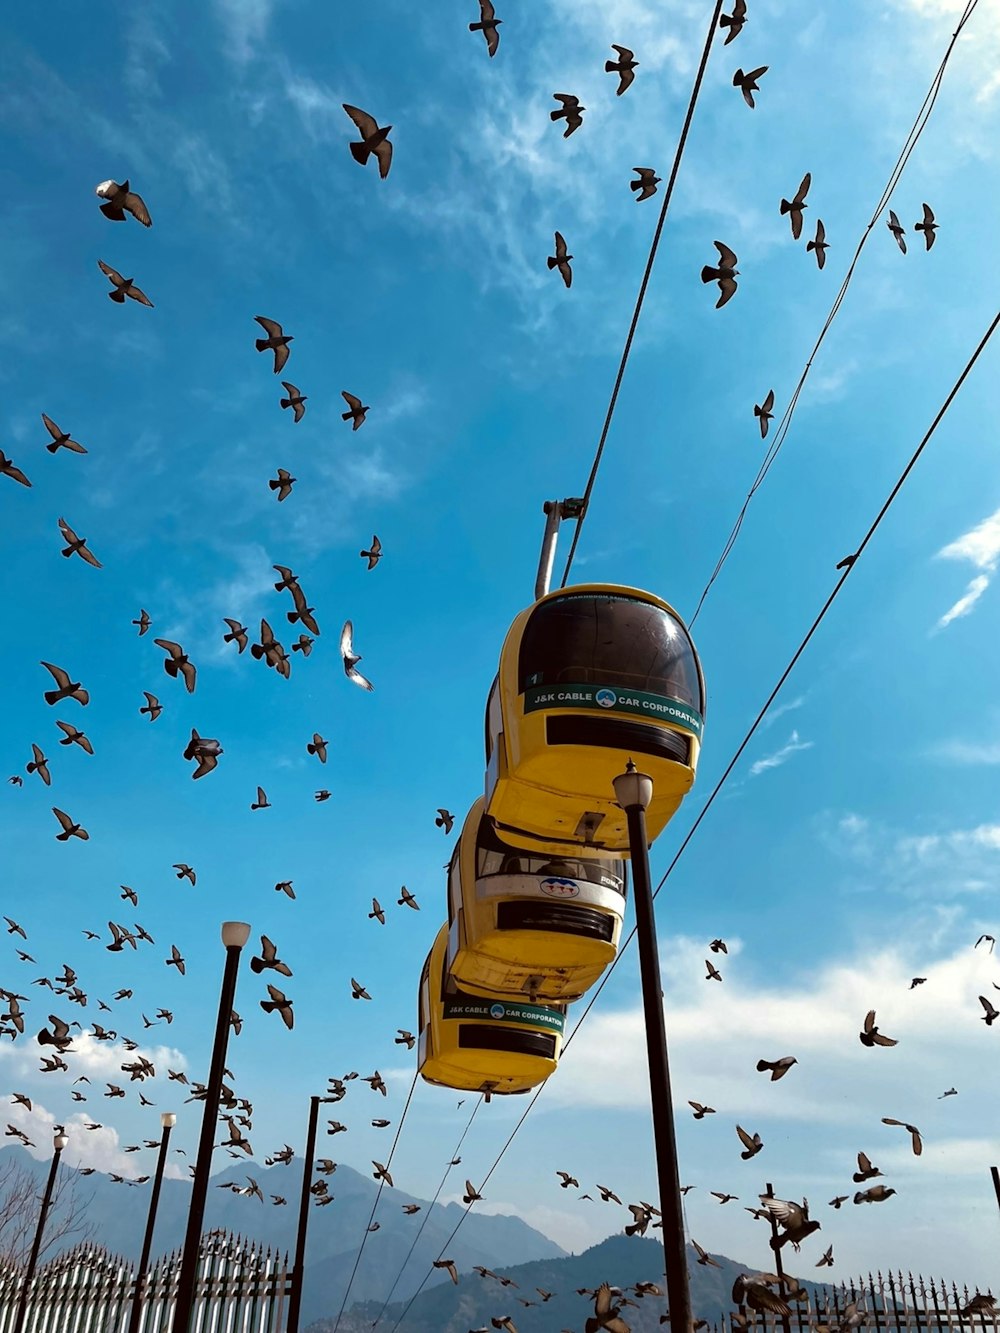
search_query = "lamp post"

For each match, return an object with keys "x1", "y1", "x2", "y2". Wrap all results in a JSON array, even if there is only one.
[
  {"x1": 127, "y1": 1112, "x2": 177, "y2": 1333},
  {"x1": 612, "y1": 761, "x2": 692, "y2": 1333},
  {"x1": 12, "y1": 1127, "x2": 69, "y2": 1333},
  {"x1": 287, "y1": 1096, "x2": 340, "y2": 1333},
  {"x1": 171, "y1": 922, "x2": 250, "y2": 1333}
]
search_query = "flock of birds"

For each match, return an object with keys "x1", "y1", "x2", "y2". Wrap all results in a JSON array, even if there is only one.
[{"x1": 0, "y1": 4, "x2": 993, "y2": 1332}]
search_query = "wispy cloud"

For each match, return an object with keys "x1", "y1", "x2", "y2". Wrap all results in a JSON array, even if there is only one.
[
  {"x1": 213, "y1": 0, "x2": 274, "y2": 64},
  {"x1": 748, "y1": 728, "x2": 814, "y2": 777},
  {"x1": 934, "y1": 506, "x2": 1000, "y2": 629},
  {"x1": 761, "y1": 694, "x2": 805, "y2": 729},
  {"x1": 931, "y1": 737, "x2": 1000, "y2": 764}
]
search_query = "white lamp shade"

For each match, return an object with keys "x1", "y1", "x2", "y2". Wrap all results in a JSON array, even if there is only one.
[
  {"x1": 160, "y1": 1113, "x2": 177, "y2": 1129},
  {"x1": 53, "y1": 1134, "x2": 68, "y2": 1151},
  {"x1": 221, "y1": 921, "x2": 251, "y2": 948},
  {"x1": 613, "y1": 762, "x2": 653, "y2": 811}
]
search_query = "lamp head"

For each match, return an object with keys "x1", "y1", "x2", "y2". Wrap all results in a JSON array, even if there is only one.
[
  {"x1": 613, "y1": 758, "x2": 653, "y2": 812},
  {"x1": 53, "y1": 1133, "x2": 68, "y2": 1152},
  {"x1": 160, "y1": 1112, "x2": 177, "y2": 1129},
  {"x1": 221, "y1": 921, "x2": 251, "y2": 949}
]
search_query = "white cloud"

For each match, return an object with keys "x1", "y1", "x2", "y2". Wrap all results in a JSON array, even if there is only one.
[
  {"x1": 748, "y1": 729, "x2": 814, "y2": 777},
  {"x1": 932, "y1": 738, "x2": 1000, "y2": 764},
  {"x1": 934, "y1": 507, "x2": 1000, "y2": 628},
  {"x1": 214, "y1": 0, "x2": 274, "y2": 64},
  {"x1": 761, "y1": 695, "x2": 805, "y2": 729}
]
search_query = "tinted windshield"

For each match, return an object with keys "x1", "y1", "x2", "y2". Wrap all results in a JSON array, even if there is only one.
[
  {"x1": 476, "y1": 815, "x2": 625, "y2": 894},
  {"x1": 519, "y1": 591, "x2": 703, "y2": 710}
]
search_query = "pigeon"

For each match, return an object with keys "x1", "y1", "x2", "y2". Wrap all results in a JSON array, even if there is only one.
[
  {"x1": 26, "y1": 745, "x2": 51, "y2": 786},
  {"x1": 98, "y1": 260, "x2": 153, "y2": 306},
  {"x1": 828, "y1": 1195, "x2": 848, "y2": 1209},
  {"x1": 719, "y1": 0, "x2": 747, "y2": 43},
  {"x1": 315, "y1": 791, "x2": 331, "y2": 803},
  {"x1": 307, "y1": 734, "x2": 328, "y2": 763},
  {"x1": 436, "y1": 809, "x2": 455, "y2": 834},
  {"x1": 688, "y1": 1101, "x2": 715, "y2": 1119},
  {"x1": 705, "y1": 960, "x2": 722, "y2": 981},
  {"x1": 340, "y1": 621, "x2": 374, "y2": 691},
  {"x1": 132, "y1": 610, "x2": 151, "y2": 636},
  {"x1": 342, "y1": 104, "x2": 393, "y2": 178},
  {"x1": 327, "y1": 1121, "x2": 347, "y2": 1135},
  {"x1": 732, "y1": 1275, "x2": 792, "y2": 1318},
  {"x1": 223, "y1": 619, "x2": 248, "y2": 653},
  {"x1": 780, "y1": 174, "x2": 811, "y2": 240},
  {"x1": 938, "y1": 1087, "x2": 957, "y2": 1098},
  {"x1": 41, "y1": 662, "x2": 89, "y2": 707},
  {"x1": 254, "y1": 317, "x2": 293, "y2": 374},
  {"x1": 548, "y1": 232, "x2": 573, "y2": 288},
  {"x1": 52, "y1": 807, "x2": 88, "y2": 841},
  {"x1": 396, "y1": 1029, "x2": 415, "y2": 1048},
  {"x1": 978, "y1": 995, "x2": 998, "y2": 1025},
  {"x1": 337, "y1": 390, "x2": 370, "y2": 431},
  {"x1": 469, "y1": 0, "x2": 502, "y2": 56},
  {"x1": 692, "y1": 1239, "x2": 721, "y2": 1267},
  {"x1": 42, "y1": 414, "x2": 87, "y2": 455},
  {"x1": 0, "y1": 451, "x2": 31, "y2": 486},
  {"x1": 294, "y1": 637, "x2": 313, "y2": 658},
  {"x1": 372, "y1": 1160, "x2": 393, "y2": 1187},
  {"x1": 183, "y1": 729, "x2": 222, "y2": 780},
  {"x1": 154, "y1": 640, "x2": 197, "y2": 693},
  {"x1": 854, "y1": 1185, "x2": 896, "y2": 1204},
  {"x1": 433, "y1": 1258, "x2": 459, "y2": 1284},
  {"x1": 915, "y1": 202, "x2": 937, "y2": 250},
  {"x1": 753, "y1": 390, "x2": 775, "y2": 438},
  {"x1": 626, "y1": 1202, "x2": 652, "y2": 1235},
  {"x1": 630, "y1": 167, "x2": 660, "y2": 201},
  {"x1": 56, "y1": 721, "x2": 93, "y2": 754},
  {"x1": 886, "y1": 210, "x2": 906, "y2": 253},
  {"x1": 279, "y1": 382, "x2": 307, "y2": 422},
  {"x1": 253, "y1": 619, "x2": 292, "y2": 678},
  {"x1": 550, "y1": 94, "x2": 585, "y2": 137},
  {"x1": 852, "y1": 1151, "x2": 881, "y2": 1183},
  {"x1": 606, "y1": 45, "x2": 638, "y2": 95},
  {"x1": 960, "y1": 1295, "x2": 997, "y2": 1318},
  {"x1": 95, "y1": 179, "x2": 151, "y2": 226},
  {"x1": 711, "y1": 1192, "x2": 738, "y2": 1204},
  {"x1": 250, "y1": 787, "x2": 271, "y2": 811},
  {"x1": 360, "y1": 535, "x2": 382, "y2": 569},
  {"x1": 586, "y1": 1282, "x2": 631, "y2": 1333},
  {"x1": 556, "y1": 1171, "x2": 579, "y2": 1189},
  {"x1": 166, "y1": 945, "x2": 185, "y2": 976},
  {"x1": 733, "y1": 66, "x2": 767, "y2": 108},
  {"x1": 709, "y1": 938, "x2": 728, "y2": 954},
  {"x1": 701, "y1": 242, "x2": 739, "y2": 307},
  {"x1": 260, "y1": 985, "x2": 294, "y2": 1030},
  {"x1": 351, "y1": 978, "x2": 371, "y2": 1000},
  {"x1": 273, "y1": 565, "x2": 299, "y2": 593},
  {"x1": 756, "y1": 1056, "x2": 796, "y2": 1080},
  {"x1": 975, "y1": 934, "x2": 995, "y2": 952},
  {"x1": 364, "y1": 1070, "x2": 387, "y2": 1095},
  {"x1": 758, "y1": 1194, "x2": 820, "y2": 1249},
  {"x1": 807, "y1": 219, "x2": 829, "y2": 269},
  {"x1": 860, "y1": 1009, "x2": 897, "y2": 1047},
  {"x1": 597, "y1": 1184, "x2": 622, "y2": 1204},
  {"x1": 37, "y1": 1014, "x2": 73, "y2": 1052},
  {"x1": 173, "y1": 864, "x2": 196, "y2": 885},
  {"x1": 287, "y1": 585, "x2": 320, "y2": 635},
  {"x1": 397, "y1": 886, "x2": 419, "y2": 909},
  {"x1": 269, "y1": 468, "x2": 296, "y2": 502},
  {"x1": 402, "y1": 1203, "x2": 421, "y2": 1214},
  {"x1": 250, "y1": 936, "x2": 292, "y2": 978},
  {"x1": 464, "y1": 1179, "x2": 483, "y2": 1203},
  {"x1": 736, "y1": 1125, "x2": 763, "y2": 1159},
  {"x1": 881, "y1": 1117, "x2": 922, "y2": 1156},
  {"x1": 57, "y1": 518, "x2": 102, "y2": 568},
  {"x1": 369, "y1": 899, "x2": 385, "y2": 925},
  {"x1": 909, "y1": 977, "x2": 926, "y2": 989}
]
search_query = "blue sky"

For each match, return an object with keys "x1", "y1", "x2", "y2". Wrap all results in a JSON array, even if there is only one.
[{"x1": 2, "y1": 0, "x2": 1000, "y2": 1294}]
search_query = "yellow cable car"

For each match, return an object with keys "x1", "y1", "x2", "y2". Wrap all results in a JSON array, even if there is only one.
[
  {"x1": 418, "y1": 924, "x2": 565, "y2": 1097},
  {"x1": 446, "y1": 798, "x2": 626, "y2": 1003},
  {"x1": 484, "y1": 583, "x2": 705, "y2": 854}
]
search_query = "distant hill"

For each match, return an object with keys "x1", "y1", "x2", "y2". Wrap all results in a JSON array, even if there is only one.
[
  {"x1": 0, "y1": 1145, "x2": 563, "y2": 1326},
  {"x1": 317, "y1": 1232, "x2": 836, "y2": 1333}
]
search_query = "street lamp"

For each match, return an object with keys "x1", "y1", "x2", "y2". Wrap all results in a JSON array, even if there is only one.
[
  {"x1": 171, "y1": 922, "x2": 250, "y2": 1333},
  {"x1": 287, "y1": 1096, "x2": 340, "y2": 1333},
  {"x1": 612, "y1": 761, "x2": 693, "y2": 1333},
  {"x1": 12, "y1": 1127, "x2": 69, "y2": 1333},
  {"x1": 127, "y1": 1112, "x2": 177, "y2": 1333}
]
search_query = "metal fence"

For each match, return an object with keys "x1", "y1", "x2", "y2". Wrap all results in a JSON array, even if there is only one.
[
  {"x1": 722, "y1": 1272, "x2": 998, "y2": 1333},
  {"x1": 0, "y1": 1232, "x2": 291, "y2": 1333}
]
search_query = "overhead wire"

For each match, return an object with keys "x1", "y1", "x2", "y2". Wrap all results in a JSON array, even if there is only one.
[
  {"x1": 688, "y1": 0, "x2": 980, "y2": 626},
  {"x1": 331, "y1": 1069, "x2": 419, "y2": 1333},
  {"x1": 558, "y1": 0, "x2": 726, "y2": 589},
  {"x1": 376, "y1": 301, "x2": 1000, "y2": 1326}
]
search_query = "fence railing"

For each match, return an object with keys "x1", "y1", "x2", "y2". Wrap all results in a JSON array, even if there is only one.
[{"x1": 0, "y1": 1232, "x2": 291, "y2": 1333}]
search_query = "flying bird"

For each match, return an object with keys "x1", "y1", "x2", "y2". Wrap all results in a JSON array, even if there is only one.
[
  {"x1": 254, "y1": 316, "x2": 293, "y2": 373},
  {"x1": 463, "y1": 1179, "x2": 483, "y2": 1203},
  {"x1": 881, "y1": 1117, "x2": 922, "y2": 1156},
  {"x1": 693, "y1": 1239, "x2": 721, "y2": 1267},
  {"x1": 166, "y1": 945, "x2": 185, "y2": 975},
  {"x1": 975, "y1": 934, "x2": 995, "y2": 952},
  {"x1": 173, "y1": 864, "x2": 196, "y2": 885},
  {"x1": 396, "y1": 1029, "x2": 415, "y2": 1048},
  {"x1": 55, "y1": 721, "x2": 93, "y2": 753},
  {"x1": 132, "y1": 610, "x2": 151, "y2": 637},
  {"x1": 0, "y1": 451, "x2": 31, "y2": 487},
  {"x1": 630, "y1": 167, "x2": 660, "y2": 201},
  {"x1": 41, "y1": 662, "x2": 89, "y2": 707},
  {"x1": 55, "y1": 517, "x2": 101, "y2": 568},
  {"x1": 719, "y1": 0, "x2": 747, "y2": 43},
  {"x1": 752, "y1": 392, "x2": 775, "y2": 441},
  {"x1": 250, "y1": 936, "x2": 292, "y2": 978},
  {"x1": 154, "y1": 640, "x2": 196, "y2": 693},
  {"x1": 860, "y1": 1009, "x2": 897, "y2": 1047},
  {"x1": 733, "y1": 65, "x2": 767, "y2": 108},
  {"x1": 886, "y1": 210, "x2": 906, "y2": 253},
  {"x1": 807, "y1": 218, "x2": 829, "y2": 269},
  {"x1": 758, "y1": 1194, "x2": 820, "y2": 1249},
  {"x1": 397, "y1": 886, "x2": 419, "y2": 909},
  {"x1": 342, "y1": 104, "x2": 393, "y2": 179},
  {"x1": 780, "y1": 173, "x2": 812, "y2": 239},
  {"x1": 340, "y1": 390, "x2": 369, "y2": 430},
  {"x1": 351, "y1": 978, "x2": 371, "y2": 1000},
  {"x1": 372, "y1": 1160, "x2": 394, "y2": 1186},
  {"x1": 852, "y1": 1151, "x2": 881, "y2": 1183},
  {"x1": 360, "y1": 535, "x2": 382, "y2": 569},
  {"x1": 223, "y1": 619, "x2": 248, "y2": 653},
  {"x1": 250, "y1": 787, "x2": 271, "y2": 811},
  {"x1": 709, "y1": 938, "x2": 728, "y2": 953},
  {"x1": 756, "y1": 1056, "x2": 796, "y2": 1080},
  {"x1": 95, "y1": 179, "x2": 151, "y2": 226},
  {"x1": 287, "y1": 585, "x2": 320, "y2": 635},
  {"x1": 606, "y1": 45, "x2": 638, "y2": 95},
  {"x1": 979, "y1": 995, "x2": 998, "y2": 1025},
  {"x1": 98, "y1": 260, "x2": 153, "y2": 306},
  {"x1": 688, "y1": 1101, "x2": 715, "y2": 1119},
  {"x1": 26, "y1": 745, "x2": 51, "y2": 786},
  {"x1": 369, "y1": 899, "x2": 385, "y2": 925},
  {"x1": 736, "y1": 1125, "x2": 763, "y2": 1159},
  {"x1": 556, "y1": 1170, "x2": 579, "y2": 1189},
  {"x1": 52, "y1": 807, "x2": 88, "y2": 841},
  {"x1": 434, "y1": 1258, "x2": 459, "y2": 1284},
  {"x1": 183, "y1": 729, "x2": 222, "y2": 780},
  {"x1": 307, "y1": 734, "x2": 328, "y2": 763},
  {"x1": 340, "y1": 621, "x2": 374, "y2": 691},
  {"x1": 436, "y1": 809, "x2": 455, "y2": 834},
  {"x1": 550, "y1": 93, "x2": 585, "y2": 137},
  {"x1": 279, "y1": 382, "x2": 306, "y2": 422},
  {"x1": 732, "y1": 1275, "x2": 792, "y2": 1318},
  {"x1": 469, "y1": 0, "x2": 501, "y2": 56},
  {"x1": 705, "y1": 960, "x2": 722, "y2": 981},
  {"x1": 42, "y1": 414, "x2": 87, "y2": 455},
  {"x1": 314, "y1": 791, "x2": 331, "y2": 803},
  {"x1": 909, "y1": 976, "x2": 926, "y2": 989},
  {"x1": 701, "y1": 242, "x2": 738, "y2": 307},
  {"x1": 938, "y1": 1087, "x2": 957, "y2": 1098},
  {"x1": 587, "y1": 1281, "x2": 631, "y2": 1332},
  {"x1": 854, "y1": 1185, "x2": 896, "y2": 1204},
  {"x1": 548, "y1": 232, "x2": 573, "y2": 288},
  {"x1": 269, "y1": 468, "x2": 296, "y2": 502},
  {"x1": 260, "y1": 985, "x2": 294, "y2": 1030},
  {"x1": 915, "y1": 202, "x2": 937, "y2": 250}
]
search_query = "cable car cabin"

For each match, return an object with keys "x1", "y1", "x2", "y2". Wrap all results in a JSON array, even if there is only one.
[
  {"x1": 446, "y1": 798, "x2": 626, "y2": 1003},
  {"x1": 484, "y1": 584, "x2": 705, "y2": 855},
  {"x1": 418, "y1": 924, "x2": 565, "y2": 1098}
]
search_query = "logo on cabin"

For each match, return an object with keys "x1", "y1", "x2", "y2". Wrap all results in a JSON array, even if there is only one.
[
  {"x1": 489, "y1": 1003, "x2": 506, "y2": 1019},
  {"x1": 540, "y1": 877, "x2": 580, "y2": 898},
  {"x1": 595, "y1": 688, "x2": 617, "y2": 708}
]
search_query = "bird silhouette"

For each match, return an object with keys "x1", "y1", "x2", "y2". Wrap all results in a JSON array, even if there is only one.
[
  {"x1": 754, "y1": 390, "x2": 774, "y2": 438},
  {"x1": 701, "y1": 242, "x2": 738, "y2": 307},
  {"x1": 550, "y1": 94, "x2": 585, "y2": 137},
  {"x1": 57, "y1": 518, "x2": 102, "y2": 568},
  {"x1": 341, "y1": 391, "x2": 369, "y2": 430},
  {"x1": 881, "y1": 1117, "x2": 922, "y2": 1155},
  {"x1": 341, "y1": 621, "x2": 374, "y2": 691},
  {"x1": 154, "y1": 640, "x2": 196, "y2": 693},
  {"x1": 269, "y1": 468, "x2": 296, "y2": 502},
  {"x1": 548, "y1": 232, "x2": 573, "y2": 288},
  {"x1": 719, "y1": 0, "x2": 747, "y2": 43},
  {"x1": 780, "y1": 173, "x2": 811, "y2": 239},
  {"x1": 886, "y1": 209, "x2": 906, "y2": 253},
  {"x1": 279, "y1": 382, "x2": 307, "y2": 421},
  {"x1": 0, "y1": 451, "x2": 31, "y2": 487},
  {"x1": 733, "y1": 66, "x2": 767, "y2": 108},
  {"x1": 254, "y1": 317, "x2": 293, "y2": 373},
  {"x1": 342, "y1": 105, "x2": 393, "y2": 178},
  {"x1": 807, "y1": 218, "x2": 829, "y2": 268},
  {"x1": 250, "y1": 936, "x2": 292, "y2": 978},
  {"x1": 52, "y1": 808, "x2": 88, "y2": 841},
  {"x1": 42, "y1": 414, "x2": 87, "y2": 455},
  {"x1": 860, "y1": 1009, "x2": 897, "y2": 1047},
  {"x1": 606, "y1": 45, "x2": 638, "y2": 95},
  {"x1": 360, "y1": 535, "x2": 382, "y2": 569},
  {"x1": 95, "y1": 179, "x2": 151, "y2": 226},
  {"x1": 98, "y1": 260, "x2": 153, "y2": 306},
  {"x1": 915, "y1": 202, "x2": 937, "y2": 250},
  {"x1": 756, "y1": 1056, "x2": 796, "y2": 1080},
  {"x1": 630, "y1": 167, "x2": 660, "y2": 201},
  {"x1": 260, "y1": 985, "x2": 294, "y2": 1030},
  {"x1": 41, "y1": 662, "x2": 89, "y2": 707},
  {"x1": 469, "y1": 0, "x2": 502, "y2": 56}
]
